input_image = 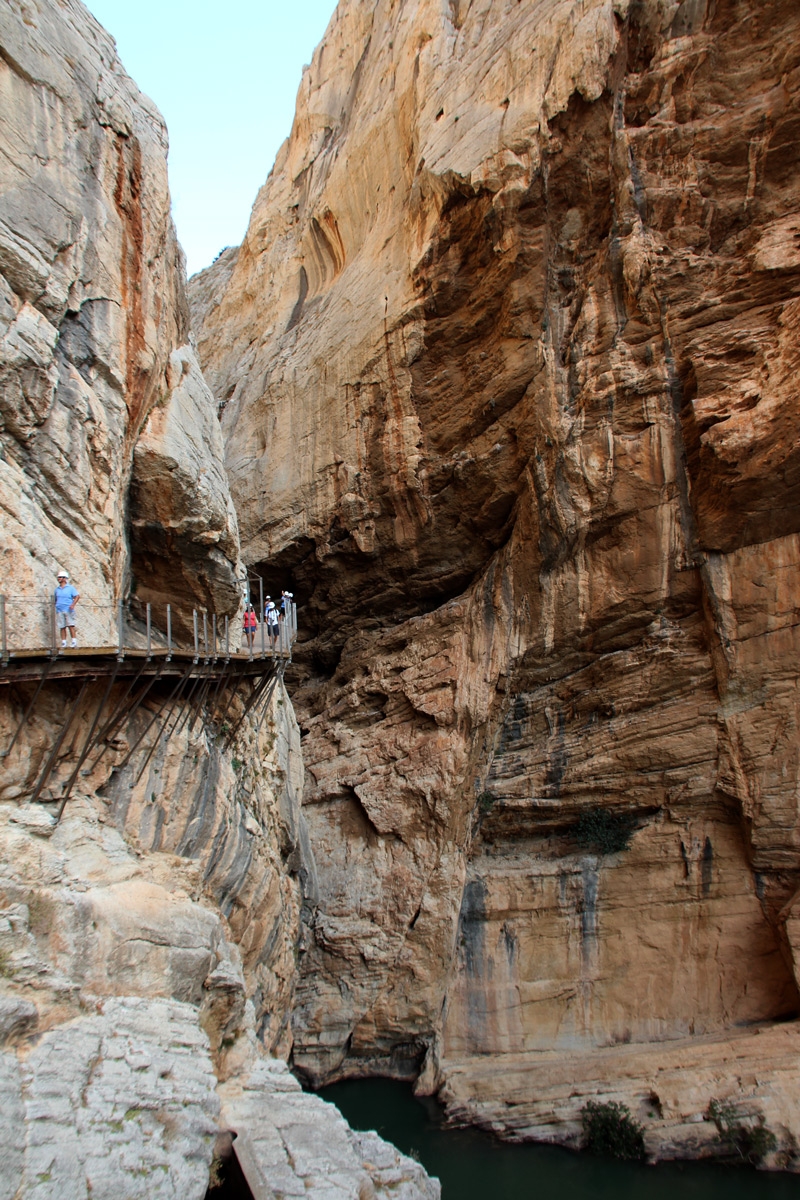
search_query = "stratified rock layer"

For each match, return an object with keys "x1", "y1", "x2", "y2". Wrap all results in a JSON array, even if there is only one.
[{"x1": 192, "y1": 0, "x2": 800, "y2": 1161}]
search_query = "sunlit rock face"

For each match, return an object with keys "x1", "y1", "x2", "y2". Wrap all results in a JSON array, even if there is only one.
[
  {"x1": 191, "y1": 0, "x2": 800, "y2": 1155},
  {"x1": 0, "y1": 0, "x2": 240, "y2": 620}
]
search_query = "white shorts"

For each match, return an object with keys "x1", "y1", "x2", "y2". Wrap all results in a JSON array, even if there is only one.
[{"x1": 56, "y1": 611, "x2": 76, "y2": 629}]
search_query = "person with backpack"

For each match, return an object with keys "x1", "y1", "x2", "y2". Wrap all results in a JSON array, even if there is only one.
[{"x1": 265, "y1": 598, "x2": 280, "y2": 647}]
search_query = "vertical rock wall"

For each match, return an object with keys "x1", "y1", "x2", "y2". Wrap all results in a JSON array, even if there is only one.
[
  {"x1": 191, "y1": 0, "x2": 800, "y2": 1158},
  {"x1": 0, "y1": 3, "x2": 445, "y2": 1197},
  {"x1": 0, "y1": 0, "x2": 241, "y2": 620}
]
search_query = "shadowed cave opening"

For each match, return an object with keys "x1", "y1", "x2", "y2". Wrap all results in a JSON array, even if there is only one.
[{"x1": 205, "y1": 1132, "x2": 255, "y2": 1199}]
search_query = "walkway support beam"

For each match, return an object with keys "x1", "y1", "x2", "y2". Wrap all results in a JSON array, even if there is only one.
[{"x1": 29, "y1": 678, "x2": 89, "y2": 804}]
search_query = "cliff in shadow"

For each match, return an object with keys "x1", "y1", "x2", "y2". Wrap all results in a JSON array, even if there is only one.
[{"x1": 191, "y1": 0, "x2": 800, "y2": 1165}]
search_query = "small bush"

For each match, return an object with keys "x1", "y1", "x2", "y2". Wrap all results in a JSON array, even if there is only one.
[
  {"x1": 207, "y1": 1154, "x2": 224, "y2": 1191},
  {"x1": 581, "y1": 1100, "x2": 646, "y2": 1161},
  {"x1": 575, "y1": 808, "x2": 634, "y2": 855},
  {"x1": 707, "y1": 1099, "x2": 777, "y2": 1165},
  {"x1": 477, "y1": 790, "x2": 496, "y2": 815}
]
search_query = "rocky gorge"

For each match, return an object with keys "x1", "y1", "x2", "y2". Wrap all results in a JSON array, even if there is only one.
[
  {"x1": 191, "y1": 0, "x2": 800, "y2": 1171},
  {"x1": 1, "y1": 0, "x2": 800, "y2": 1192}
]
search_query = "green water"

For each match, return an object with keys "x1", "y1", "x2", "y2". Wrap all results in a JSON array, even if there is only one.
[{"x1": 320, "y1": 1078, "x2": 800, "y2": 1200}]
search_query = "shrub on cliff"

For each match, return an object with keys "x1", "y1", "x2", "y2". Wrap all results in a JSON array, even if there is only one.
[
  {"x1": 707, "y1": 1099, "x2": 777, "y2": 1165},
  {"x1": 575, "y1": 808, "x2": 634, "y2": 854},
  {"x1": 581, "y1": 1100, "x2": 646, "y2": 1161},
  {"x1": 477, "y1": 790, "x2": 496, "y2": 815}
]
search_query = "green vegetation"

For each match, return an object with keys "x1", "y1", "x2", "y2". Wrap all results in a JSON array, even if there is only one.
[
  {"x1": 574, "y1": 807, "x2": 634, "y2": 855},
  {"x1": 581, "y1": 1100, "x2": 646, "y2": 1161},
  {"x1": 0, "y1": 948, "x2": 12, "y2": 978},
  {"x1": 477, "y1": 790, "x2": 496, "y2": 815},
  {"x1": 707, "y1": 1099, "x2": 777, "y2": 1165},
  {"x1": 207, "y1": 1154, "x2": 224, "y2": 1192}
]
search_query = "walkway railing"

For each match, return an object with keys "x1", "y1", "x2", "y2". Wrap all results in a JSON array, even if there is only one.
[{"x1": 0, "y1": 596, "x2": 298, "y2": 665}]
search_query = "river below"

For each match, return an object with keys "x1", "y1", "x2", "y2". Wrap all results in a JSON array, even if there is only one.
[{"x1": 320, "y1": 1078, "x2": 800, "y2": 1200}]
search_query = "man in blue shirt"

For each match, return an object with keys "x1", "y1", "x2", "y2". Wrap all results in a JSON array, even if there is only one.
[{"x1": 54, "y1": 571, "x2": 80, "y2": 650}]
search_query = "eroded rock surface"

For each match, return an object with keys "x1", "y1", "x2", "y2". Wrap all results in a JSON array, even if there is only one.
[
  {"x1": 0, "y1": 0, "x2": 240, "y2": 624},
  {"x1": 219, "y1": 1057, "x2": 439, "y2": 1199},
  {"x1": 7, "y1": 997, "x2": 220, "y2": 1200},
  {"x1": 0, "y1": 3, "x2": 443, "y2": 1198},
  {"x1": 0, "y1": 676, "x2": 435, "y2": 1199},
  {"x1": 191, "y1": 0, "x2": 800, "y2": 1161}
]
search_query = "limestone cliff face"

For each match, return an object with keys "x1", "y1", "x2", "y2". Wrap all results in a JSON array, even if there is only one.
[
  {"x1": 0, "y1": 3, "x2": 441, "y2": 1197},
  {"x1": 192, "y1": 0, "x2": 800, "y2": 1162},
  {"x1": 0, "y1": 0, "x2": 240, "y2": 620}
]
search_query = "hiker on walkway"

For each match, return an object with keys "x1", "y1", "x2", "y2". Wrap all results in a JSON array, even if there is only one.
[
  {"x1": 280, "y1": 589, "x2": 293, "y2": 618},
  {"x1": 265, "y1": 598, "x2": 280, "y2": 647},
  {"x1": 54, "y1": 571, "x2": 80, "y2": 650},
  {"x1": 243, "y1": 603, "x2": 258, "y2": 650}
]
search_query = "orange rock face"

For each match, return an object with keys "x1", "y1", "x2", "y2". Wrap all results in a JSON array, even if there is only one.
[{"x1": 191, "y1": 0, "x2": 800, "y2": 1160}]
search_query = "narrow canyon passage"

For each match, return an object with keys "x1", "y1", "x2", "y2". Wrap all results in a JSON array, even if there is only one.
[{"x1": 1, "y1": 0, "x2": 800, "y2": 1193}]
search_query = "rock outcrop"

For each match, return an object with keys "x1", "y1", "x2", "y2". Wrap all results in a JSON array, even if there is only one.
[
  {"x1": 0, "y1": 694, "x2": 437, "y2": 1198},
  {"x1": 191, "y1": 0, "x2": 800, "y2": 1164},
  {"x1": 0, "y1": 0, "x2": 240, "y2": 624},
  {"x1": 218, "y1": 1056, "x2": 439, "y2": 1199}
]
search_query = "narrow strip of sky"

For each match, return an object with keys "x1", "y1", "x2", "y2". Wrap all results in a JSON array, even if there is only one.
[{"x1": 84, "y1": 0, "x2": 338, "y2": 277}]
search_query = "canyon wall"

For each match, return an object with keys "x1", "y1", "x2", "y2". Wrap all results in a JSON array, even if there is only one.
[
  {"x1": 0, "y1": 0, "x2": 240, "y2": 626},
  {"x1": 192, "y1": 0, "x2": 800, "y2": 1162},
  {"x1": 0, "y1": 2, "x2": 439, "y2": 1196}
]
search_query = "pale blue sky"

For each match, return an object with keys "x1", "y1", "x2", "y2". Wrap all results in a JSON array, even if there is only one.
[{"x1": 85, "y1": 1, "x2": 338, "y2": 276}]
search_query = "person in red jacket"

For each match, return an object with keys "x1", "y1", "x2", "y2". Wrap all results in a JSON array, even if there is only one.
[{"x1": 243, "y1": 603, "x2": 258, "y2": 650}]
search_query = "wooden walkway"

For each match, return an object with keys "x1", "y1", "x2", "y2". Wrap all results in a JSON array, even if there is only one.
[
  {"x1": 0, "y1": 645, "x2": 292, "y2": 684},
  {"x1": 0, "y1": 598, "x2": 298, "y2": 819}
]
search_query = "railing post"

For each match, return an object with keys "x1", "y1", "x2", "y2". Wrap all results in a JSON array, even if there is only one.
[
  {"x1": 117, "y1": 600, "x2": 124, "y2": 660},
  {"x1": 225, "y1": 615, "x2": 229, "y2": 658},
  {"x1": 259, "y1": 577, "x2": 265, "y2": 659},
  {"x1": 212, "y1": 614, "x2": 217, "y2": 661},
  {"x1": 50, "y1": 597, "x2": 57, "y2": 659},
  {"x1": 193, "y1": 610, "x2": 199, "y2": 662},
  {"x1": 166, "y1": 604, "x2": 172, "y2": 660},
  {"x1": 146, "y1": 603, "x2": 152, "y2": 658},
  {"x1": 0, "y1": 595, "x2": 7, "y2": 666},
  {"x1": 203, "y1": 612, "x2": 208, "y2": 661}
]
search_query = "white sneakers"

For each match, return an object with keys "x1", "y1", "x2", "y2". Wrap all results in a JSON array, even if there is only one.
[
  {"x1": 71, "y1": 638, "x2": 77, "y2": 648},
  {"x1": 61, "y1": 641, "x2": 67, "y2": 650}
]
